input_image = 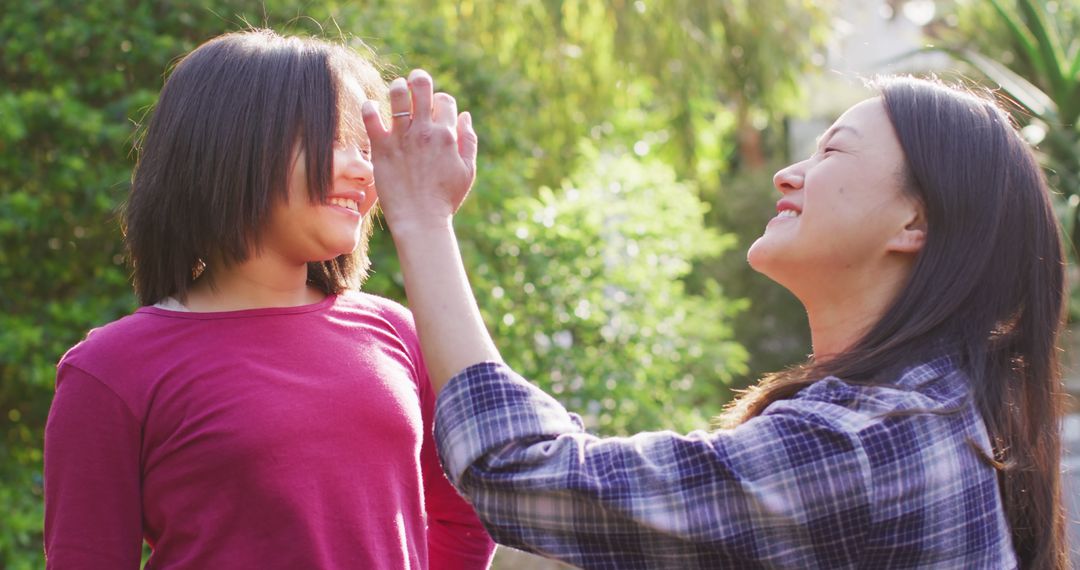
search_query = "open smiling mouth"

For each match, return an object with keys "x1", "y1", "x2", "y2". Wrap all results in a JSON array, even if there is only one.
[{"x1": 328, "y1": 197, "x2": 360, "y2": 212}]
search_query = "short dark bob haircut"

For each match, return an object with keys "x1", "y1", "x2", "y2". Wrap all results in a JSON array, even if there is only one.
[{"x1": 125, "y1": 29, "x2": 389, "y2": 305}]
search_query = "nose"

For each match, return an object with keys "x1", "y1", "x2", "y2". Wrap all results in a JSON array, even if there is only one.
[
  {"x1": 773, "y1": 161, "x2": 805, "y2": 194},
  {"x1": 336, "y1": 144, "x2": 373, "y2": 186}
]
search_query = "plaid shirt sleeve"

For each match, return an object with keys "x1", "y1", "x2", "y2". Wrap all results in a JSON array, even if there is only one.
[{"x1": 434, "y1": 361, "x2": 1017, "y2": 569}]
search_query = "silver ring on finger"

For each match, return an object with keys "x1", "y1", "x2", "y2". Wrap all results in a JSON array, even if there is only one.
[{"x1": 391, "y1": 111, "x2": 412, "y2": 118}]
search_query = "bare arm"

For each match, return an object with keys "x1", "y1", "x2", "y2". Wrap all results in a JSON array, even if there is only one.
[
  {"x1": 362, "y1": 71, "x2": 500, "y2": 391},
  {"x1": 390, "y1": 222, "x2": 499, "y2": 392}
]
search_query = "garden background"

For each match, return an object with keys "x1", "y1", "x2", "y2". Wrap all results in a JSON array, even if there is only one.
[{"x1": 2, "y1": 0, "x2": 1077, "y2": 567}]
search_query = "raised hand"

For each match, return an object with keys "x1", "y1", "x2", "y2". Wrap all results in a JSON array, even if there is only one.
[{"x1": 361, "y1": 69, "x2": 478, "y2": 234}]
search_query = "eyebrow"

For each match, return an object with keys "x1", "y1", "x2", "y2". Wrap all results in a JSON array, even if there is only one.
[{"x1": 815, "y1": 124, "x2": 862, "y2": 147}]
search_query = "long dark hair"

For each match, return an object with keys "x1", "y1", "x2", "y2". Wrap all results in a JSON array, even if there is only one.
[
  {"x1": 724, "y1": 76, "x2": 1068, "y2": 569},
  {"x1": 124, "y1": 29, "x2": 389, "y2": 305}
]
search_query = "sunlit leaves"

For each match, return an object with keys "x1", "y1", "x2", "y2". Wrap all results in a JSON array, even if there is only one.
[{"x1": 460, "y1": 146, "x2": 747, "y2": 434}]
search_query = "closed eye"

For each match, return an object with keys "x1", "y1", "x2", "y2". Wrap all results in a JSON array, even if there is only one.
[{"x1": 334, "y1": 138, "x2": 373, "y2": 160}]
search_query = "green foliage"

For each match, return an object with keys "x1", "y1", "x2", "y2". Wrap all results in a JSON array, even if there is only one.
[
  {"x1": 0, "y1": 0, "x2": 830, "y2": 565},
  {"x1": 464, "y1": 147, "x2": 748, "y2": 433},
  {"x1": 327, "y1": 0, "x2": 832, "y2": 186}
]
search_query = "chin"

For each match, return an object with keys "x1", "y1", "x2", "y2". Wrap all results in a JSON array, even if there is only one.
[
  {"x1": 746, "y1": 235, "x2": 776, "y2": 273},
  {"x1": 331, "y1": 245, "x2": 360, "y2": 260},
  {"x1": 747, "y1": 237, "x2": 798, "y2": 289},
  {"x1": 325, "y1": 233, "x2": 363, "y2": 257},
  {"x1": 309, "y1": 247, "x2": 355, "y2": 263}
]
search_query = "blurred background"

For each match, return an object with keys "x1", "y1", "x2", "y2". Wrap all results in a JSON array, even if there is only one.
[{"x1": 1, "y1": 0, "x2": 1077, "y2": 567}]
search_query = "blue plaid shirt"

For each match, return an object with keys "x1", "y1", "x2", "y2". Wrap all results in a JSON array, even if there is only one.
[{"x1": 434, "y1": 358, "x2": 1017, "y2": 569}]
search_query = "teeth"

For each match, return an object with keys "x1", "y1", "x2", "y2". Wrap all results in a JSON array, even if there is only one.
[
  {"x1": 329, "y1": 198, "x2": 359, "y2": 211},
  {"x1": 777, "y1": 210, "x2": 800, "y2": 218}
]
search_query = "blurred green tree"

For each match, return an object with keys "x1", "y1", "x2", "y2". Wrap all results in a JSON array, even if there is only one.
[
  {"x1": 464, "y1": 145, "x2": 747, "y2": 433},
  {"x1": 341, "y1": 0, "x2": 831, "y2": 383},
  {"x1": 0, "y1": 1, "x2": 831, "y2": 565}
]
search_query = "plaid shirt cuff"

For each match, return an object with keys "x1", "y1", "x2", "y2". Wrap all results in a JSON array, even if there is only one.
[{"x1": 434, "y1": 361, "x2": 583, "y2": 486}]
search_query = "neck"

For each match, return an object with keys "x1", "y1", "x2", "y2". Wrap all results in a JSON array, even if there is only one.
[
  {"x1": 801, "y1": 260, "x2": 910, "y2": 362},
  {"x1": 183, "y1": 253, "x2": 324, "y2": 312}
]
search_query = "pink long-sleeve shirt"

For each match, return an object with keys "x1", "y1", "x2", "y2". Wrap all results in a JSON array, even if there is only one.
[{"x1": 44, "y1": 291, "x2": 493, "y2": 569}]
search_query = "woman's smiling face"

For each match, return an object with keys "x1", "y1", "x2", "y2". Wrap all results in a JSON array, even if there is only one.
[{"x1": 747, "y1": 97, "x2": 925, "y2": 299}]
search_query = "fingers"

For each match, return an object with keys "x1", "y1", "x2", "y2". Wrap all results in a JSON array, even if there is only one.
[
  {"x1": 388, "y1": 77, "x2": 411, "y2": 126},
  {"x1": 361, "y1": 101, "x2": 388, "y2": 146},
  {"x1": 374, "y1": 70, "x2": 476, "y2": 176},
  {"x1": 457, "y1": 111, "x2": 477, "y2": 174},
  {"x1": 408, "y1": 69, "x2": 433, "y2": 124},
  {"x1": 433, "y1": 92, "x2": 458, "y2": 129}
]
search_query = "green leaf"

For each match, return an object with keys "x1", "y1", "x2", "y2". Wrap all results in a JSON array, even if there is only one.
[
  {"x1": 988, "y1": 0, "x2": 1044, "y2": 78},
  {"x1": 1014, "y1": 0, "x2": 1070, "y2": 99},
  {"x1": 958, "y1": 48, "x2": 1057, "y2": 120}
]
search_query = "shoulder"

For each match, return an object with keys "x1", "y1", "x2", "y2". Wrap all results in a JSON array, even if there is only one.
[
  {"x1": 335, "y1": 291, "x2": 424, "y2": 369},
  {"x1": 748, "y1": 364, "x2": 1004, "y2": 557},
  {"x1": 755, "y1": 358, "x2": 978, "y2": 461},
  {"x1": 789, "y1": 358, "x2": 970, "y2": 420},
  {"x1": 775, "y1": 357, "x2": 989, "y2": 474},
  {"x1": 60, "y1": 310, "x2": 158, "y2": 371},
  {"x1": 339, "y1": 291, "x2": 414, "y2": 328},
  {"x1": 57, "y1": 309, "x2": 178, "y2": 409}
]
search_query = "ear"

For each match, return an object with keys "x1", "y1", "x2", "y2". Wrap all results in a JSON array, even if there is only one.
[{"x1": 886, "y1": 206, "x2": 926, "y2": 254}]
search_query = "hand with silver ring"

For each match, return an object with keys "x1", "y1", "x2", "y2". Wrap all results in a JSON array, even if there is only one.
[{"x1": 361, "y1": 69, "x2": 477, "y2": 232}]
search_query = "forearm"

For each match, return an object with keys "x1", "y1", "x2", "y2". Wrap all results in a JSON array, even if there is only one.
[{"x1": 391, "y1": 221, "x2": 501, "y2": 391}]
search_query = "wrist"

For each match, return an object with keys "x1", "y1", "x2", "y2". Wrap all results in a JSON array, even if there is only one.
[{"x1": 387, "y1": 216, "x2": 456, "y2": 246}]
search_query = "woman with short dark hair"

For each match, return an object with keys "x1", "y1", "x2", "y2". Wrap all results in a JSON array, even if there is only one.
[
  {"x1": 44, "y1": 31, "x2": 493, "y2": 568},
  {"x1": 366, "y1": 72, "x2": 1069, "y2": 568}
]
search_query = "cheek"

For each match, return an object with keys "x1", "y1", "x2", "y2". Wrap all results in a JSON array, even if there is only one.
[
  {"x1": 359, "y1": 187, "x2": 378, "y2": 216},
  {"x1": 802, "y1": 186, "x2": 864, "y2": 235}
]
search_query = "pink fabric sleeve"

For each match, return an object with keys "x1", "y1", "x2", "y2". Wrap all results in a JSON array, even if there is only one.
[
  {"x1": 417, "y1": 355, "x2": 495, "y2": 568},
  {"x1": 44, "y1": 364, "x2": 143, "y2": 569}
]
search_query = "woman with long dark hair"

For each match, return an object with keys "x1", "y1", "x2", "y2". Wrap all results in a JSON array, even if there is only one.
[
  {"x1": 44, "y1": 32, "x2": 493, "y2": 568},
  {"x1": 364, "y1": 71, "x2": 1069, "y2": 568}
]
